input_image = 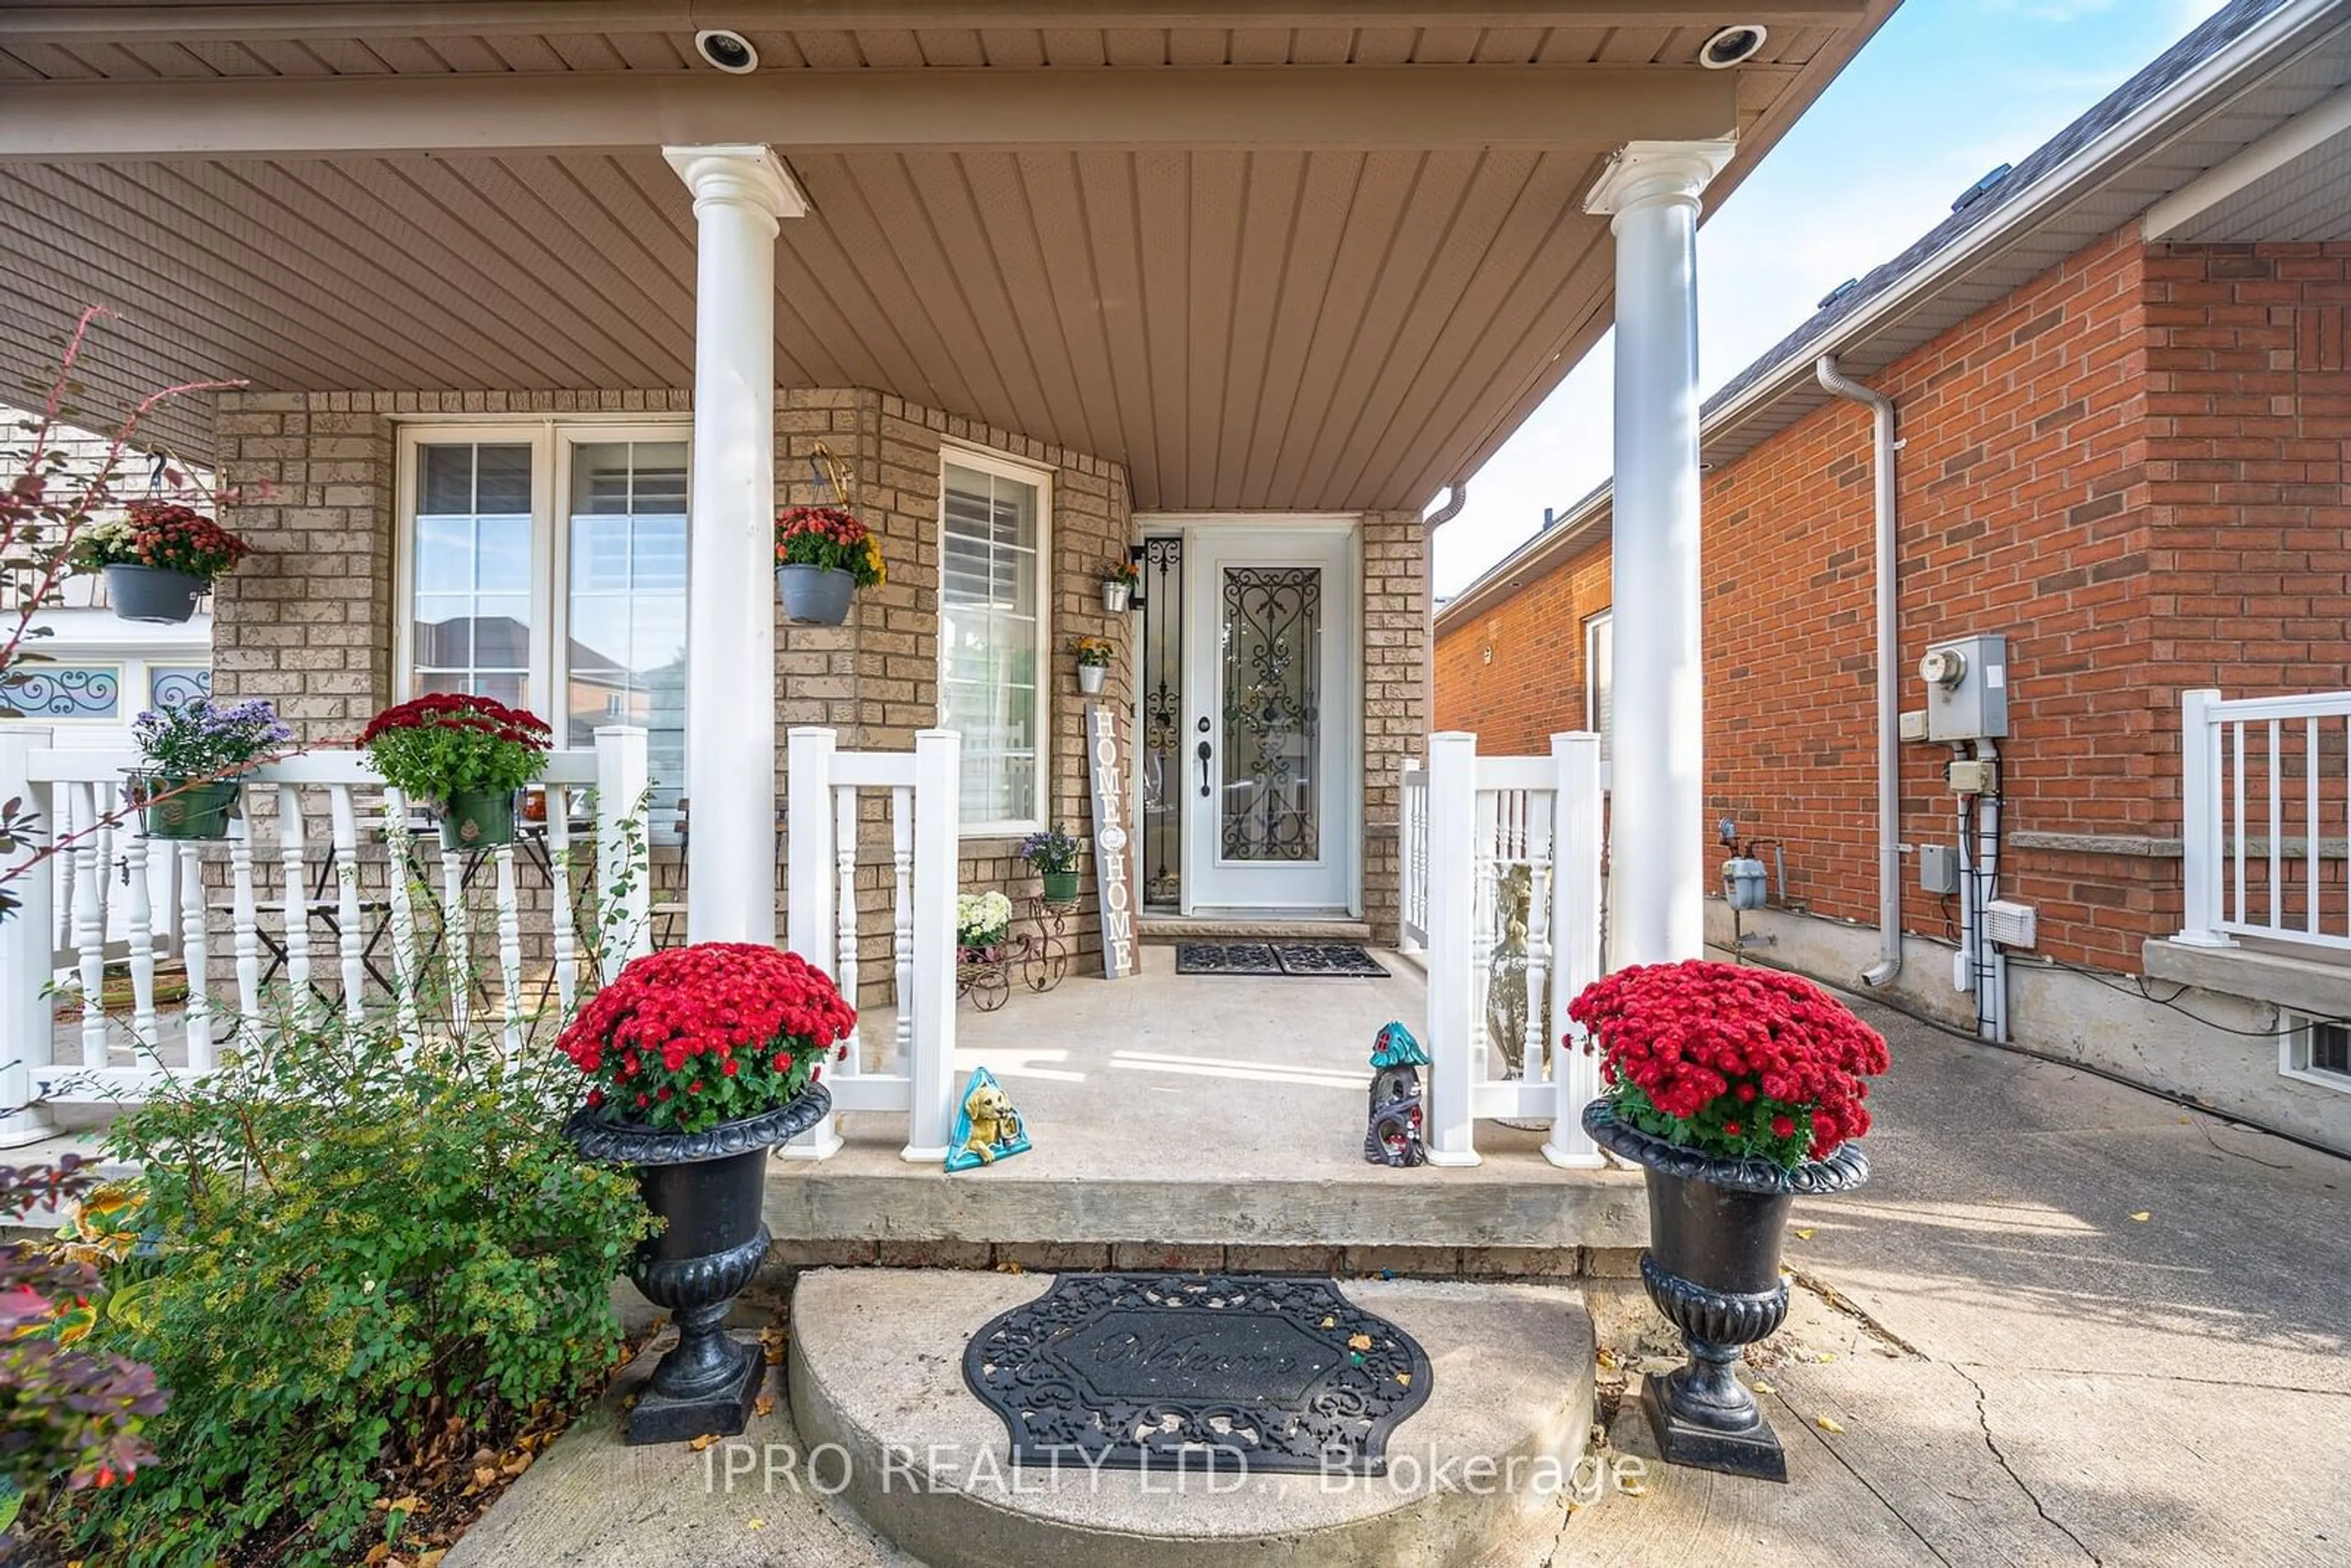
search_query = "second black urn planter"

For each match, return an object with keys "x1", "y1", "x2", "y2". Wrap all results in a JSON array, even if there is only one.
[
  {"x1": 1584, "y1": 1099, "x2": 1869, "y2": 1482},
  {"x1": 566, "y1": 1086, "x2": 830, "y2": 1446}
]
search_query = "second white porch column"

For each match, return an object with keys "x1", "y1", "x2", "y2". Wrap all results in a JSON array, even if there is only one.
[
  {"x1": 1586, "y1": 140, "x2": 1733, "y2": 969},
  {"x1": 666, "y1": 144, "x2": 808, "y2": 945}
]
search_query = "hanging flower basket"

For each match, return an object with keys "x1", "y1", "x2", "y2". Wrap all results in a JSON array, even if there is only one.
[
  {"x1": 558, "y1": 943, "x2": 854, "y2": 1444},
  {"x1": 1071, "y1": 634, "x2": 1114, "y2": 697},
  {"x1": 359, "y1": 693, "x2": 550, "y2": 852},
  {"x1": 1569, "y1": 959, "x2": 1886, "y2": 1483},
  {"x1": 774, "y1": 506, "x2": 885, "y2": 626},
  {"x1": 75, "y1": 503, "x2": 252, "y2": 625}
]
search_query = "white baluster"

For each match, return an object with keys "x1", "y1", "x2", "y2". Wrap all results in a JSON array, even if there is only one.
[
  {"x1": 594, "y1": 727, "x2": 653, "y2": 973},
  {"x1": 70, "y1": 784, "x2": 107, "y2": 1070},
  {"x1": 1469, "y1": 783, "x2": 1499, "y2": 1080},
  {"x1": 1522, "y1": 795, "x2": 1554, "y2": 1084},
  {"x1": 276, "y1": 783, "x2": 313, "y2": 1014},
  {"x1": 904, "y1": 730, "x2": 960, "y2": 1163},
  {"x1": 1422, "y1": 733, "x2": 1479, "y2": 1167},
  {"x1": 834, "y1": 782, "x2": 861, "y2": 1062},
  {"x1": 327, "y1": 786, "x2": 367, "y2": 1026},
  {"x1": 1543, "y1": 732, "x2": 1605, "y2": 1170},
  {"x1": 781, "y1": 727, "x2": 842, "y2": 1161},
  {"x1": 546, "y1": 795, "x2": 579, "y2": 1015},
  {"x1": 0, "y1": 730, "x2": 58, "y2": 1147},
  {"x1": 380, "y1": 790, "x2": 424, "y2": 1041},
  {"x1": 441, "y1": 845, "x2": 471, "y2": 1035},
  {"x1": 122, "y1": 795, "x2": 158, "y2": 1046},
  {"x1": 493, "y1": 844, "x2": 523, "y2": 1053},
  {"x1": 179, "y1": 843, "x2": 213, "y2": 1074},
  {"x1": 891, "y1": 784, "x2": 913, "y2": 1067},
  {"x1": 228, "y1": 820, "x2": 261, "y2": 1022}
]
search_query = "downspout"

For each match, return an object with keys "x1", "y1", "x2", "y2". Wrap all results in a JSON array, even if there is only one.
[{"x1": 1815, "y1": 357, "x2": 1902, "y2": 987}]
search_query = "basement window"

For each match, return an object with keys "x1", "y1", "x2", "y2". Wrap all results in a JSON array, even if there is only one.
[{"x1": 2281, "y1": 1015, "x2": 2351, "y2": 1093}]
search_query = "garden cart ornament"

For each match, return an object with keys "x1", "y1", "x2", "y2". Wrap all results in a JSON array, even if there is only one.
[
  {"x1": 1571, "y1": 959, "x2": 1883, "y2": 1482},
  {"x1": 1363, "y1": 1021, "x2": 1430, "y2": 1168},
  {"x1": 945, "y1": 1065, "x2": 1030, "y2": 1172},
  {"x1": 560, "y1": 943, "x2": 850, "y2": 1444}
]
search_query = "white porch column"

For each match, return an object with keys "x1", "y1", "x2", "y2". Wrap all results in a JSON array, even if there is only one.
[
  {"x1": 1585, "y1": 140, "x2": 1734, "y2": 969},
  {"x1": 666, "y1": 144, "x2": 807, "y2": 945}
]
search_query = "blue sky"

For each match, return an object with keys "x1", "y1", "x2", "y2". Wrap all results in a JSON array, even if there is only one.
[{"x1": 1433, "y1": 0, "x2": 2233, "y2": 598}]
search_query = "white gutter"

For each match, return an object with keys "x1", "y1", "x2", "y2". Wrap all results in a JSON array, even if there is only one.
[
  {"x1": 1815, "y1": 355, "x2": 1901, "y2": 988},
  {"x1": 2143, "y1": 80, "x2": 2351, "y2": 239}
]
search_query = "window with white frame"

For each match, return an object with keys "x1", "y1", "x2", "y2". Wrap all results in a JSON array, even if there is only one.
[
  {"x1": 1585, "y1": 610, "x2": 1613, "y2": 763},
  {"x1": 939, "y1": 449, "x2": 1049, "y2": 833},
  {"x1": 399, "y1": 423, "x2": 690, "y2": 816},
  {"x1": 2282, "y1": 1014, "x2": 2351, "y2": 1093}
]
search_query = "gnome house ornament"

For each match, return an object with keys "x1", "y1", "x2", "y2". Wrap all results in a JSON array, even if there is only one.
[{"x1": 1363, "y1": 1021, "x2": 1430, "y2": 1168}]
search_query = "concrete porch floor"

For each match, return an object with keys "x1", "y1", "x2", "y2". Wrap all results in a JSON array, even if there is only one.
[{"x1": 774, "y1": 943, "x2": 1646, "y2": 1265}]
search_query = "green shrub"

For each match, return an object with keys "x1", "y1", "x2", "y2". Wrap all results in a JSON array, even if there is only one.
[{"x1": 58, "y1": 1011, "x2": 654, "y2": 1568}]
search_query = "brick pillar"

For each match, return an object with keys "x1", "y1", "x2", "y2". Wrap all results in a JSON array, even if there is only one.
[{"x1": 1363, "y1": 510, "x2": 1428, "y2": 941}]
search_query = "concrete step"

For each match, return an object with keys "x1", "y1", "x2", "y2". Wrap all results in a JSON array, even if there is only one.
[
  {"x1": 789, "y1": 1268, "x2": 1594, "y2": 1568},
  {"x1": 1138, "y1": 917, "x2": 1376, "y2": 942}
]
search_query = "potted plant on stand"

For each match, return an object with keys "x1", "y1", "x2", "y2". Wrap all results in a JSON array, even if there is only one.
[
  {"x1": 1101, "y1": 558, "x2": 1141, "y2": 613},
  {"x1": 359, "y1": 692, "x2": 551, "y2": 851},
  {"x1": 73, "y1": 502, "x2": 252, "y2": 625},
  {"x1": 1570, "y1": 959, "x2": 1886, "y2": 1482},
  {"x1": 125, "y1": 696, "x2": 291, "y2": 839},
  {"x1": 957, "y1": 890, "x2": 1014, "y2": 961},
  {"x1": 774, "y1": 505, "x2": 885, "y2": 626},
  {"x1": 559, "y1": 943, "x2": 852, "y2": 1444},
  {"x1": 1019, "y1": 825, "x2": 1081, "y2": 906},
  {"x1": 1070, "y1": 634, "x2": 1115, "y2": 696}
]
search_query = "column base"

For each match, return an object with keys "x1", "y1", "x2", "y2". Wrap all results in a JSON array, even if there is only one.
[
  {"x1": 1640, "y1": 1367, "x2": 1788, "y2": 1483},
  {"x1": 626, "y1": 1334, "x2": 767, "y2": 1447}
]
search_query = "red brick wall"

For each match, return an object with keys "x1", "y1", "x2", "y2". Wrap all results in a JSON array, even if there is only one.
[
  {"x1": 1434, "y1": 538, "x2": 1610, "y2": 753},
  {"x1": 1440, "y1": 231, "x2": 2351, "y2": 974}
]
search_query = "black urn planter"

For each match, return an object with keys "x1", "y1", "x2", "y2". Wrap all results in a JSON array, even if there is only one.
[
  {"x1": 1584, "y1": 1099, "x2": 1869, "y2": 1483},
  {"x1": 566, "y1": 1085, "x2": 830, "y2": 1446}
]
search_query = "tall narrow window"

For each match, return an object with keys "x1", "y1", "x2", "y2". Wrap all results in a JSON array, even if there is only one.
[
  {"x1": 939, "y1": 454, "x2": 1047, "y2": 831},
  {"x1": 411, "y1": 442, "x2": 534, "y2": 708},
  {"x1": 1585, "y1": 610, "x2": 1614, "y2": 763},
  {"x1": 568, "y1": 440, "x2": 689, "y2": 813}
]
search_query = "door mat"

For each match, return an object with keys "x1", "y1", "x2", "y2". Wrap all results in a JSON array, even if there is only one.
[
  {"x1": 1174, "y1": 942, "x2": 1390, "y2": 977},
  {"x1": 964, "y1": 1272, "x2": 1431, "y2": 1474}
]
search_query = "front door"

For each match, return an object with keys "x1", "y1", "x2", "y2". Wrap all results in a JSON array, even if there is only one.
[{"x1": 1182, "y1": 525, "x2": 1357, "y2": 913}]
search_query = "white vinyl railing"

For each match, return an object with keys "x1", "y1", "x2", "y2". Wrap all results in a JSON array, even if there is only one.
[
  {"x1": 2178, "y1": 687, "x2": 2351, "y2": 953},
  {"x1": 784, "y1": 726, "x2": 960, "y2": 1164},
  {"x1": 1420, "y1": 730, "x2": 1606, "y2": 1169},
  {"x1": 0, "y1": 726, "x2": 653, "y2": 1146},
  {"x1": 1399, "y1": 760, "x2": 1430, "y2": 951}
]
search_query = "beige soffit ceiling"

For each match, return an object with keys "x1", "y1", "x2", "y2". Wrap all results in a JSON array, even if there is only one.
[{"x1": 0, "y1": 2, "x2": 1898, "y2": 512}]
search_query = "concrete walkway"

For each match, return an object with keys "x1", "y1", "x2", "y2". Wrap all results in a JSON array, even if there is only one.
[
  {"x1": 1559, "y1": 995, "x2": 2351, "y2": 1566},
  {"x1": 454, "y1": 993, "x2": 2351, "y2": 1566}
]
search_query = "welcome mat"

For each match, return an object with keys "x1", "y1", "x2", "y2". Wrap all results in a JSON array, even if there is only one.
[
  {"x1": 1174, "y1": 942, "x2": 1390, "y2": 978},
  {"x1": 964, "y1": 1273, "x2": 1431, "y2": 1474}
]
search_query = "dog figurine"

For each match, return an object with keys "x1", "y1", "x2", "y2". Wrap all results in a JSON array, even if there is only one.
[{"x1": 944, "y1": 1065, "x2": 1032, "y2": 1172}]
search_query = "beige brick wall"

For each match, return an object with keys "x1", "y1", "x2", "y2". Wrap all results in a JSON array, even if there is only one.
[
  {"x1": 1362, "y1": 511, "x2": 1428, "y2": 941},
  {"x1": 212, "y1": 386, "x2": 1136, "y2": 1008},
  {"x1": 204, "y1": 388, "x2": 1430, "y2": 988}
]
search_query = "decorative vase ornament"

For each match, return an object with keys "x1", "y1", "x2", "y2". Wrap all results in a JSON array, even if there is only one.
[
  {"x1": 565, "y1": 1090, "x2": 831, "y2": 1444},
  {"x1": 1583, "y1": 1101, "x2": 1869, "y2": 1480},
  {"x1": 944, "y1": 1066, "x2": 1030, "y2": 1172},
  {"x1": 104, "y1": 565, "x2": 208, "y2": 625},
  {"x1": 776, "y1": 563, "x2": 855, "y2": 626}
]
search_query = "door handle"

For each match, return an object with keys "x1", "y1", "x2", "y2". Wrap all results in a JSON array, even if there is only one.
[{"x1": 1196, "y1": 740, "x2": 1212, "y2": 798}]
